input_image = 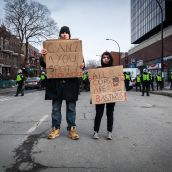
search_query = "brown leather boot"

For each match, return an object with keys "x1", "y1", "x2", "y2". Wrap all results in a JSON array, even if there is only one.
[
  {"x1": 69, "y1": 126, "x2": 79, "y2": 140},
  {"x1": 48, "y1": 127, "x2": 60, "y2": 139}
]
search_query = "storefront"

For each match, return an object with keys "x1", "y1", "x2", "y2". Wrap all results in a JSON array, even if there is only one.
[{"x1": 147, "y1": 56, "x2": 172, "y2": 82}]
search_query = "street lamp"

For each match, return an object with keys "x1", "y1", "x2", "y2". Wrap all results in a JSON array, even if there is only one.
[
  {"x1": 155, "y1": 0, "x2": 164, "y2": 87},
  {"x1": 106, "y1": 38, "x2": 120, "y2": 65}
]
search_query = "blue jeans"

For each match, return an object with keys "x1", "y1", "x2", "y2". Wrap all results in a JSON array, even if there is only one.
[{"x1": 51, "y1": 99, "x2": 76, "y2": 129}]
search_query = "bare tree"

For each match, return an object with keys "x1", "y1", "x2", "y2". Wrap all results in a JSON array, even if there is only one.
[
  {"x1": 86, "y1": 60, "x2": 99, "y2": 69},
  {"x1": 4, "y1": 0, "x2": 58, "y2": 65}
]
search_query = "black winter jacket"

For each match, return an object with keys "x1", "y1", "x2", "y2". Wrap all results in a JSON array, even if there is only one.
[{"x1": 40, "y1": 57, "x2": 79, "y2": 101}]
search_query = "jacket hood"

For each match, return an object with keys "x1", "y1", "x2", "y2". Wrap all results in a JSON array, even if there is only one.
[{"x1": 101, "y1": 51, "x2": 113, "y2": 67}]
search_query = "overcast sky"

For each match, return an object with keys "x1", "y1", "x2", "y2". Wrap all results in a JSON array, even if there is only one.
[{"x1": 0, "y1": 0, "x2": 132, "y2": 63}]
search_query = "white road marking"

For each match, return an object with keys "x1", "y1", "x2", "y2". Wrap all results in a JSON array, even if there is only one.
[
  {"x1": 0, "y1": 97, "x2": 13, "y2": 102},
  {"x1": 27, "y1": 115, "x2": 48, "y2": 134},
  {"x1": 22, "y1": 115, "x2": 49, "y2": 141}
]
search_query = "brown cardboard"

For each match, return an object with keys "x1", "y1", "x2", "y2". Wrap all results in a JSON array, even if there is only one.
[
  {"x1": 88, "y1": 66, "x2": 127, "y2": 104},
  {"x1": 43, "y1": 39, "x2": 83, "y2": 78}
]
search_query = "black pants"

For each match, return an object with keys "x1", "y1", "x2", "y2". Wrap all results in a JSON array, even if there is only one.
[
  {"x1": 41, "y1": 80, "x2": 46, "y2": 90},
  {"x1": 94, "y1": 103, "x2": 115, "y2": 132},
  {"x1": 135, "y1": 82, "x2": 141, "y2": 92},
  {"x1": 142, "y1": 82, "x2": 149, "y2": 96},
  {"x1": 149, "y1": 82, "x2": 154, "y2": 91},
  {"x1": 125, "y1": 80, "x2": 130, "y2": 91},
  {"x1": 16, "y1": 83, "x2": 24, "y2": 96},
  {"x1": 157, "y1": 81, "x2": 162, "y2": 90}
]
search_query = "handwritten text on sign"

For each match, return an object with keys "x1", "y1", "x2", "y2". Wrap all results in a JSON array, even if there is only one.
[
  {"x1": 43, "y1": 39, "x2": 83, "y2": 78},
  {"x1": 88, "y1": 66, "x2": 126, "y2": 104}
]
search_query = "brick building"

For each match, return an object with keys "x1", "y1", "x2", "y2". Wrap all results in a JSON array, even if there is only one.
[
  {"x1": 0, "y1": 26, "x2": 40, "y2": 80},
  {"x1": 0, "y1": 26, "x2": 24, "y2": 80},
  {"x1": 110, "y1": 52, "x2": 121, "y2": 66}
]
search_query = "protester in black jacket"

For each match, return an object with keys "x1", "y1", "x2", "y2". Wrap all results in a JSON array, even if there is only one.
[{"x1": 40, "y1": 26, "x2": 80, "y2": 140}]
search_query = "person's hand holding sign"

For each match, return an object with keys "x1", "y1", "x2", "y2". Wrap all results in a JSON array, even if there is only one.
[{"x1": 40, "y1": 48, "x2": 48, "y2": 56}]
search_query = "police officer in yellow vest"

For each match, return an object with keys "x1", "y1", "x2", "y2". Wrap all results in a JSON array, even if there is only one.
[
  {"x1": 124, "y1": 71, "x2": 131, "y2": 91},
  {"x1": 82, "y1": 70, "x2": 89, "y2": 91},
  {"x1": 40, "y1": 71, "x2": 47, "y2": 90},
  {"x1": 15, "y1": 69, "x2": 24, "y2": 96},
  {"x1": 135, "y1": 73, "x2": 141, "y2": 92},
  {"x1": 156, "y1": 73, "x2": 163, "y2": 90},
  {"x1": 148, "y1": 71, "x2": 154, "y2": 91},
  {"x1": 169, "y1": 72, "x2": 172, "y2": 90},
  {"x1": 141, "y1": 69, "x2": 150, "y2": 96}
]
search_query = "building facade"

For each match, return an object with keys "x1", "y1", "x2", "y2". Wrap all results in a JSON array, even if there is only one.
[
  {"x1": 128, "y1": 0, "x2": 172, "y2": 81},
  {"x1": 22, "y1": 44, "x2": 40, "y2": 77},
  {"x1": 0, "y1": 26, "x2": 24, "y2": 80},
  {"x1": 110, "y1": 51, "x2": 121, "y2": 66},
  {"x1": 0, "y1": 26, "x2": 40, "y2": 81}
]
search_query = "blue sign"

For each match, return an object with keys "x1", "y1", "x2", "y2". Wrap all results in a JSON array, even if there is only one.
[{"x1": 130, "y1": 63, "x2": 136, "y2": 68}]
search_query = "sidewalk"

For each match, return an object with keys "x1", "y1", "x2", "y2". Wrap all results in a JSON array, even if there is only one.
[
  {"x1": 130, "y1": 85, "x2": 172, "y2": 97},
  {"x1": 150, "y1": 89, "x2": 172, "y2": 97},
  {"x1": 150, "y1": 85, "x2": 172, "y2": 97},
  {"x1": 0, "y1": 86, "x2": 17, "y2": 95}
]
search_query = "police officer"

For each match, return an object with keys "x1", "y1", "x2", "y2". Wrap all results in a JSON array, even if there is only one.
[
  {"x1": 148, "y1": 71, "x2": 154, "y2": 91},
  {"x1": 169, "y1": 72, "x2": 172, "y2": 90},
  {"x1": 135, "y1": 73, "x2": 141, "y2": 92},
  {"x1": 82, "y1": 70, "x2": 89, "y2": 91},
  {"x1": 15, "y1": 69, "x2": 24, "y2": 96},
  {"x1": 40, "y1": 71, "x2": 47, "y2": 90},
  {"x1": 141, "y1": 69, "x2": 150, "y2": 96},
  {"x1": 124, "y1": 71, "x2": 131, "y2": 91},
  {"x1": 156, "y1": 73, "x2": 163, "y2": 90}
]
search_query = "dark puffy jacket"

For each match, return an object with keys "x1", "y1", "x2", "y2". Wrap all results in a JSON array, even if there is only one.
[{"x1": 40, "y1": 57, "x2": 79, "y2": 101}]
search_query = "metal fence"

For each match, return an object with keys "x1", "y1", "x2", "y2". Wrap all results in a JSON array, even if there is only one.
[{"x1": 0, "y1": 80, "x2": 16, "y2": 88}]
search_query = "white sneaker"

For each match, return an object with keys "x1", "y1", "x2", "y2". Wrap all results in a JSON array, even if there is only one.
[
  {"x1": 93, "y1": 132, "x2": 99, "y2": 139},
  {"x1": 107, "y1": 132, "x2": 112, "y2": 140}
]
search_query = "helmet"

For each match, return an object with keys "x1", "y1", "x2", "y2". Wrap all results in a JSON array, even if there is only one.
[
  {"x1": 143, "y1": 69, "x2": 147, "y2": 72},
  {"x1": 18, "y1": 69, "x2": 22, "y2": 74}
]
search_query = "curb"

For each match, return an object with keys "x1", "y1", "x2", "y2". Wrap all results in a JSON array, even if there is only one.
[
  {"x1": 0, "y1": 87, "x2": 16, "y2": 95},
  {"x1": 150, "y1": 91, "x2": 172, "y2": 97}
]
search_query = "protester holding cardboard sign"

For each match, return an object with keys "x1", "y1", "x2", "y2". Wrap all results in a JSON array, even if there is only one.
[
  {"x1": 92, "y1": 52, "x2": 116, "y2": 140},
  {"x1": 40, "y1": 26, "x2": 82, "y2": 140}
]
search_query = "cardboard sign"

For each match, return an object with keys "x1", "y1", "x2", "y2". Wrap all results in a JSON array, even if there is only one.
[
  {"x1": 43, "y1": 39, "x2": 83, "y2": 78},
  {"x1": 88, "y1": 66, "x2": 126, "y2": 104}
]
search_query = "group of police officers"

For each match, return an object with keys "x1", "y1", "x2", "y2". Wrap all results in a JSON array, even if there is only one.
[
  {"x1": 15, "y1": 69, "x2": 47, "y2": 96},
  {"x1": 14, "y1": 68, "x2": 90, "y2": 96},
  {"x1": 15, "y1": 68, "x2": 172, "y2": 97},
  {"x1": 124, "y1": 69, "x2": 172, "y2": 96}
]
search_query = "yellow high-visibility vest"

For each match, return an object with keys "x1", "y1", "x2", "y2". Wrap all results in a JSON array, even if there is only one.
[
  {"x1": 143, "y1": 74, "x2": 149, "y2": 81},
  {"x1": 157, "y1": 75, "x2": 162, "y2": 81},
  {"x1": 136, "y1": 75, "x2": 141, "y2": 82},
  {"x1": 40, "y1": 75, "x2": 45, "y2": 80},
  {"x1": 125, "y1": 74, "x2": 130, "y2": 80},
  {"x1": 16, "y1": 74, "x2": 22, "y2": 81}
]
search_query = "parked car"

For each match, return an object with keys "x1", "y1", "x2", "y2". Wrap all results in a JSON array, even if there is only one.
[{"x1": 25, "y1": 77, "x2": 41, "y2": 89}]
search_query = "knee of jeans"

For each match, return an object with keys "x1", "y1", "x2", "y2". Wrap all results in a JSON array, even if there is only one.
[
  {"x1": 67, "y1": 105, "x2": 76, "y2": 112},
  {"x1": 52, "y1": 107, "x2": 60, "y2": 113}
]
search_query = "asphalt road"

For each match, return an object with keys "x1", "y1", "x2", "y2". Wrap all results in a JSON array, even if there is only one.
[{"x1": 0, "y1": 90, "x2": 172, "y2": 172}]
